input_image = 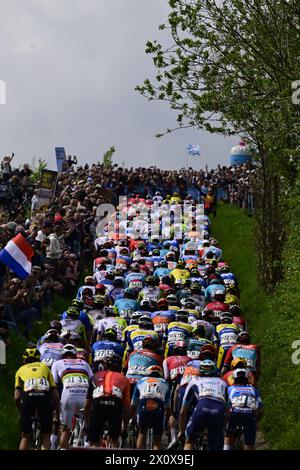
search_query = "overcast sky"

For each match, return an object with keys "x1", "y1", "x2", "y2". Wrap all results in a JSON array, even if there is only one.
[{"x1": 0, "y1": 0, "x2": 237, "y2": 171}]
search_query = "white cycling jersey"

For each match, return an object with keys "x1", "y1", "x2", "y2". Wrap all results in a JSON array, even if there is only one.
[{"x1": 183, "y1": 376, "x2": 228, "y2": 404}]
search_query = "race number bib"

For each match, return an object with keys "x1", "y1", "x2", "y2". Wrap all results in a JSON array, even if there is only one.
[
  {"x1": 41, "y1": 357, "x2": 55, "y2": 367},
  {"x1": 94, "y1": 349, "x2": 114, "y2": 360},
  {"x1": 220, "y1": 332, "x2": 237, "y2": 346},
  {"x1": 63, "y1": 375, "x2": 89, "y2": 389},
  {"x1": 24, "y1": 377, "x2": 50, "y2": 392},
  {"x1": 168, "y1": 331, "x2": 185, "y2": 342}
]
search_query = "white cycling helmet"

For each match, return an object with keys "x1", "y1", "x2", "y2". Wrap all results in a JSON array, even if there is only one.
[{"x1": 62, "y1": 344, "x2": 77, "y2": 356}]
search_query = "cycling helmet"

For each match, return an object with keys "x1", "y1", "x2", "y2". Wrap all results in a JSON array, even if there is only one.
[
  {"x1": 62, "y1": 344, "x2": 77, "y2": 357},
  {"x1": 124, "y1": 288, "x2": 135, "y2": 298},
  {"x1": 190, "y1": 283, "x2": 201, "y2": 292},
  {"x1": 231, "y1": 357, "x2": 247, "y2": 370},
  {"x1": 159, "y1": 260, "x2": 168, "y2": 268},
  {"x1": 95, "y1": 283, "x2": 106, "y2": 291},
  {"x1": 146, "y1": 365, "x2": 163, "y2": 377},
  {"x1": 113, "y1": 278, "x2": 124, "y2": 288},
  {"x1": 209, "y1": 278, "x2": 222, "y2": 286},
  {"x1": 66, "y1": 306, "x2": 80, "y2": 317},
  {"x1": 138, "y1": 316, "x2": 153, "y2": 329},
  {"x1": 199, "y1": 344, "x2": 216, "y2": 359},
  {"x1": 140, "y1": 299, "x2": 151, "y2": 310},
  {"x1": 152, "y1": 249, "x2": 160, "y2": 256},
  {"x1": 220, "y1": 266, "x2": 230, "y2": 273},
  {"x1": 49, "y1": 320, "x2": 62, "y2": 332},
  {"x1": 131, "y1": 262, "x2": 140, "y2": 271},
  {"x1": 94, "y1": 295, "x2": 105, "y2": 306},
  {"x1": 205, "y1": 265, "x2": 215, "y2": 275},
  {"x1": 130, "y1": 311, "x2": 143, "y2": 324},
  {"x1": 104, "y1": 306, "x2": 116, "y2": 316},
  {"x1": 102, "y1": 328, "x2": 118, "y2": 341},
  {"x1": 192, "y1": 325, "x2": 206, "y2": 338},
  {"x1": 175, "y1": 310, "x2": 189, "y2": 322},
  {"x1": 166, "y1": 294, "x2": 178, "y2": 304},
  {"x1": 229, "y1": 304, "x2": 242, "y2": 317},
  {"x1": 176, "y1": 260, "x2": 185, "y2": 269},
  {"x1": 105, "y1": 353, "x2": 122, "y2": 371},
  {"x1": 237, "y1": 331, "x2": 251, "y2": 344},
  {"x1": 166, "y1": 251, "x2": 175, "y2": 260},
  {"x1": 84, "y1": 276, "x2": 95, "y2": 284},
  {"x1": 232, "y1": 368, "x2": 249, "y2": 382},
  {"x1": 157, "y1": 298, "x2": 169, "y2": 309},
  {"x1": 172, "y1": 341, "x2": 187, "y2": 355},
  {"x1": 199, "y1": 359, "x2": 218, "y2": 376},
  {"x1": 211, "y1": 289, "x2": 226, "y2": 302},
  {"x1": 72, "y1": 299, "x2": 84, "y2": 309},
  {"x1": 220, "y1": 312, "x2": 233, "y2": 323},
  {"x1": 22, "y1": 348, "x2": 41, "y2": 361},
  {"x1": 142, "y1": 334, "x2": 158, "y2": 350},
  {"x1": 145, "y1": 276, "x2": 155, "y2": 285},
  {"x1": 44, "y1": 329, "x2": 60, "y2": 340}
]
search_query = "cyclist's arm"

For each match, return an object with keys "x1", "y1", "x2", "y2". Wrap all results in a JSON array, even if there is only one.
[
  {"x1": 14, "y1": 388, "x2": 22, "y2": 409},
  {"x1": 51, "y1": 388, "x2": 60, "y2": 416}
]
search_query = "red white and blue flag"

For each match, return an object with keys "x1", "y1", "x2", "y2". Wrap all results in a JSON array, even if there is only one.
[{"x1": 0, "y1": 233, "x2": 34, "y2": 279}]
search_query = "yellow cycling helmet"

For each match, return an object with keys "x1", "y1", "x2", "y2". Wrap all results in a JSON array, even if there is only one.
[
  {"x1": 22, "y1": 348, "x2": 41, "y2": 361},
  {"x1": 231, "y1": 357, "x2": 247, "y2": 370}
]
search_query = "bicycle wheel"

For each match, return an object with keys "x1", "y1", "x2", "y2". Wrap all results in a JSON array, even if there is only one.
[
  {"x1": 145, "y1": 428, "x2": 154, "y2": 450},
  {"x1": 32, "y1": 419, "x2": 42, "y2": 450}
]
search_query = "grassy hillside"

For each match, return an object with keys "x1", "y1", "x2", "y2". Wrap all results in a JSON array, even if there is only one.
[{"x1": 213, "y1": 203, "x2": 300, "y2": 450}]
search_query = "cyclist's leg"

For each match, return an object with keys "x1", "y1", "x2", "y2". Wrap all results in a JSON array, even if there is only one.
[
  {"x1": 206, "y1": 401, "x2": 226, "y2": 451},
  {"x1": 106, "y1": 400, "x2": 123, "y2": 448},
  {"x1": 87, "y1": 399, "x2": 103, "y2": 447},
  {"x1": 19, "y1": 395, "x2": 35, "y2": 450},
  {"x1": 224, "y1": 412, "x2": 239, "y2": 450},
  {"x1": 184, "y1": 402, "x2": 206, "y2": 450},
  {"x1": 59, "y1": 395, "x2": 79, "y2": 449},
  {"x1": 243, "y1": 413, "x2": 257, "y2": 450},
  {"x1": 38, "y1": 396, "x2": 53, "y2": 450}
]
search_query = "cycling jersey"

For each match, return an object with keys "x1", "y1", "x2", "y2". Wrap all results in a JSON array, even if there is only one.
[
  {"x1": 151, "y1": 310, "x2": 175, "y2": 336},
  {"x1": 191, "y1": 319, "x2": 216, "y2": 343},
  {"x1": 216, "y1": 324, "x2": 240, "y2": 348},
  {"x1": 205, "y1": 284, "x2": 226, "y2": 302},
  {"x1": 170, "y1": 268, "x2": 190, "y2": 282},
  {"x1": 153, "y1": 267, "x2": 172, "y2": 278},
  {"x1": 60, "y1": 318, "x2": 87, "y2": 343},
  {"x1": 125, "y1": 272, "x2": 146, "y2": 286},
  {"x1": 186, "y1": 338, "x2": 213, "y2": 359},
  {"x1": 51, "y1": 358, "x2": 93, "y2": 397},
  {"x1": 92, "y1": 340, "x2": 124, "y2": 363},
  {"x1": 179, "y1": 360, "x2": 202, "y2": 387},
  {"x1": 97, "y1": 316, "x2": 127, "y2": 341},
  {"x1": 87, "y1": 370, "x2": 130, "y2": 407},
  {"x1": 166, "y1": 321, "x2": 193, "y2": 344},
  {"x1": 223, "y1": 344, "x2": 261, "y2": 373},
  {"x1": 183, "y1": 377, "x2": 228, "y2": 406},
  {"x1": 127, "y1": 329, "x2": 160, "y2": 351},
  {"x1": 131, "y1": 377, "x2": 171, "y2": 411},
  {"x1": 38, "y1": 342, "x2": 64, "y2": 368},
  {"x1": 163, "y1": 355, "x2": 191, "y2": 382},
  {"x1": 138, "y1": 286, "x2": 161, "y2": 302},
  {"x1": 228, "y1": 385, "x2": 262, "y2": 414},
  {"x1": 60, "y1": 310, "x2": 91, "y2": 332},
  {"x1": 15, "y1": 362, "x2": 56, "y2": 394},
  {"x1": 125, "y1": 350, "x2": 163, "y2": 382},
  {"x1": 114, "y1": 298, "x2": 139, "y2": 314}
]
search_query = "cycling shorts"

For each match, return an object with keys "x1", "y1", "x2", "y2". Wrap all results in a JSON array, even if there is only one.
[
  {"x1": 186, "y1": 398, "x2": 226, "y2": 450},
  {"x1": 226, "y1": 410, "x2": 257, "y2": 446},
  {"x1": 137, "y1": 404, "x2": 164, "y2": 437},
  {"x1": 60, "y1": 394, "x2": 87, "y2": 428},
  {"x1": 87, "y1": 397, "x2": 123, "y2": 442},
  {"x1": 21, "y1": 393, "x2": 53, "y2": 434}
]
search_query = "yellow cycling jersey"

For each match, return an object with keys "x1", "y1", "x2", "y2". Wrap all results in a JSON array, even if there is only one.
[
  {"x1": 170, "y1": 196, "x2": 182, "y2": 204},
  {"x1": 166, "y1": 321, "x2": 193, "y2": 342},
  {"x1": 122, "y1": 324, "x2": 139, "y2": 344},
  {"x1": 170, "y1": 268, "x2": 190, "y2": 282},
  {"x1": 225, "y1": 294, "x2": 240, "y2": 306},
  {"x1": 15, "y1": 362, "x2": 56, "y2": 392}
]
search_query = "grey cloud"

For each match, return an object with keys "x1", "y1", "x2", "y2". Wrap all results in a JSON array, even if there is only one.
[{"x1": 0, "y1": 0, "x2": 236, "y2": 171}]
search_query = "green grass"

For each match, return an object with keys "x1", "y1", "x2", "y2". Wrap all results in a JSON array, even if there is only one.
[{"x1": 212, "y1": 203, "x2": 300, "y2": 450}]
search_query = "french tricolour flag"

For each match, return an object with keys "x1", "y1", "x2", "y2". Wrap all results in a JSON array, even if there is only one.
[{"x1": 0, "y1": 233, "x2": 34, "y2": 279}]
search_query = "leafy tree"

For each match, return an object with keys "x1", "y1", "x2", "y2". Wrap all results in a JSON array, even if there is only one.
[
  {"x1": 102, "y1": 146, "x2": 116, "y2": 168},
  {"x1": 30, "y1": 158, "x2": 47, "y2": 184},
  {"x1": 136, "y1": 0, "x2": 300, "y2": 291}
]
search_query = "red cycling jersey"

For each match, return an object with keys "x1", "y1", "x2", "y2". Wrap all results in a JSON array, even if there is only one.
[{"x1": 163, "y1": 355, "x2": 191, "y2": 382}]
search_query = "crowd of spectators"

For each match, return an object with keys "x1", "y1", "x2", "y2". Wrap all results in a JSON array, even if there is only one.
[{"x1": 0, "y1": 154, "x2": 254, "y2": 365}]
